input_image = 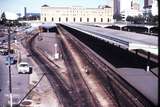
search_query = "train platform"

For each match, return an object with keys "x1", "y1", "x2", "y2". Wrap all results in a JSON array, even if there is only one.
[
  {"x1": 60, "y1": 24, "x2": 158, "y2": 106},
  {"x1": 63, "y1": 23, "x2": 158, "y2": 55},
  {"x1": 117, "y1": 68, "x2": 158, "y2": 105}
]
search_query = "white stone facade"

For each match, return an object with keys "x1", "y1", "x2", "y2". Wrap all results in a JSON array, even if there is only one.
[{"x1": 41, "y1": 6, "x2": 113, "y2": 23}]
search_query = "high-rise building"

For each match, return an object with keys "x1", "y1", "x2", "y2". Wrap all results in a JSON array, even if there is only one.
[
  {"x1": 113, "y1": 0, "x2": 120, "y2": 15},
  {"x1": 143, "y1": 0, "x2": 157, "y2": 16},
  {"x1": 144, "y1": 0, "x2": 153, "y2": 8},
  {"x1": 24, "y1": 7, "x2": 27, "y2": 17}
]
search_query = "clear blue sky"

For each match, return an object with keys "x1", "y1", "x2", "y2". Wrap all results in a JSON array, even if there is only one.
[{"x1": 0, "y1": 0, "x2": 143, "y2": 14}]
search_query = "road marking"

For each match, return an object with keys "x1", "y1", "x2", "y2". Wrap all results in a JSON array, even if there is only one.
[{"x1": 5, "y1": 94, "x2": 20, "y2": 97}]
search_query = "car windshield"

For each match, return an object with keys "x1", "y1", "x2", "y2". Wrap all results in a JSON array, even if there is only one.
[{"x1": 20, "y1": 64, "x2": 28, "y2": 67}]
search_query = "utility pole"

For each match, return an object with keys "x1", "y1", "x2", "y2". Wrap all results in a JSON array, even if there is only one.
[{"x1": 8, "y1": 21, "x2": 12, "y2": 107}]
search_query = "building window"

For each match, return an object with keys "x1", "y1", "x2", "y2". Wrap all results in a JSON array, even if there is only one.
[
  {"x1": 73, "y1": 17, "x2": 76, "y2": 22},
  {"x1": 101, "y1": 18, "x2": 103, "y2": 22},
  {"x1": 80, "y1": 17, "x2": 82, "y2": 22},
  {"x1": 66, "y1": 17, "x2": 68, "y2": 22},
  {"x1": 87, "y1": 18, "x2": 89, "y2": 22},
  {"x1": 108, "y1": 18, "x2": 110, "y2": 22},
  {"x1": 94, "y1": 18, "x2": 96, "y2": 22},
  {"x1": 59, "y1": 17, "x2": 61, "y2": 22},
  {"x1": 44, "y1": 17, "x2": 46, "y2": 22},
  {"x1": 52, "y1": 17, "x2": 54, "y2": 21}
]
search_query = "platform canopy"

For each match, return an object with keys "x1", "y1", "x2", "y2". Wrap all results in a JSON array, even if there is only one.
[
  {"x1": 40, "y1": 23, "x2": 56, "y2": 29},
  {"x1": 64, "y1": 23, "x2": 158, "y2": 55}
]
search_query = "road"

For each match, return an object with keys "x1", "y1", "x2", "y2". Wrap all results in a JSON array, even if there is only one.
[
  {"x1": 0, "y1": 55, "x2": 29, "y2": 107},
  {"x1": 0, "y1": 36, "x2": 29, "y2": 106},
  {"x1": 0, "y1": 55, "x2": 9, "y2": 106}
]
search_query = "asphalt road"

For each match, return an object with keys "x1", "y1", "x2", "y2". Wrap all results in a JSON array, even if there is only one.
[
  {"x1": 0, "y1": 55, "x2": 9, "y2": 106},
  {"x1": 0, "y1": 48, "x2": 29, "y2": 106}
]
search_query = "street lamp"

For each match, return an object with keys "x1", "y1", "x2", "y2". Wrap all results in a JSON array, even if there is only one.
[{"x1": 7, "y1": 20, "x2": 13, "y2": 107}]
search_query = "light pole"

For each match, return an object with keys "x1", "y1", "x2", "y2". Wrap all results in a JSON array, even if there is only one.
[{"x1": 7, "y1": 20, "x2": 13, "y2": 107}]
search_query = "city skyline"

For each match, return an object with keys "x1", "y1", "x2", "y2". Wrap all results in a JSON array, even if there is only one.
[{"x1": 0, "y1": 0, "x2": 144, "y2": 14}]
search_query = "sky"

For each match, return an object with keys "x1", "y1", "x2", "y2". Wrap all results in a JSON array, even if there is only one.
[{"x1": 0, "y1": 0, "x2": 144, "y2": 14}]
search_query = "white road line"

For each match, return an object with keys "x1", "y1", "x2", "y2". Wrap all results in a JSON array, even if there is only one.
[{"x1": 5, "y1": 94, "x2": 20, "y2": 97}]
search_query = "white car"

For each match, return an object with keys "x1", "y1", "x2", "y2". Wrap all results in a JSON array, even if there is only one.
[{"x1": 17, "y1": 62, "x2": 31, "y2": 74}]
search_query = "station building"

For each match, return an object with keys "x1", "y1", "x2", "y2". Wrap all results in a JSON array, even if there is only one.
[{"x1": 40, "y1": 5, "x2": 113, "y2": 23}]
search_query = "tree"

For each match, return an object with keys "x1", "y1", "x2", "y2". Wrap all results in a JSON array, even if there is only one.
[
  {"x1": 148, "y1": 15, "x2": 158, "y2": 25},
  {"x1": 1, "y1": 12, "x2": 7, "y2": 25},
  {"x1": 113, "y1": 14, "x2": 122, "y2": 21},
  {"x1": 152, "y1": 15, "x2": 158, "y2": 25},
  {"x1": 126, "y1": 16, "x2": 134, "y2": 23}
]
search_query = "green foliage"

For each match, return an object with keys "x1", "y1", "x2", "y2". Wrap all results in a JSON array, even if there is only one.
[
  {"x1": 113, "y1": 14, "x2": 122, "y2": 21},
  {"x1": 126, "y1": 16, "x2": 134, "y2": 23},
  {"x1": 133, "y1": 15, "x2": 145, "y2": 24},
  {"x1": 1, "y1": 12, "x2": 6, "y2": 20},
  {"x1": 0, "y1": 12, "x2": 22, "y2": 26},
  {"x1": 126, "y1": 15, "x2": 158, "y2": 25},
  {"x1": 1, "y1": 12, "x2": 7, "y2": 24}
]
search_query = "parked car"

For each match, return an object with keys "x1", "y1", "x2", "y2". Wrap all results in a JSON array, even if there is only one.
[
  {"x1": 17, "y1": 62, "x2": 32, "y2": 74},
  {"x1": 10, "y1": 49, "x2": 15, "y2": 54},
  {"x1": 0, "y1": 48, "x2": 8, "y2": 55},
  {"x1": 0, "y1": 47, "x2": 15, "y2": 55},
  {"x1": 5, "y1": 56, "x2": 16, "y2": 65}
]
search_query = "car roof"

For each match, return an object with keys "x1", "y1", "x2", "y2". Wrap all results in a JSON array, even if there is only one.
[{"x1": 19, "y1": 62, "x2": 28, "y2": 65}]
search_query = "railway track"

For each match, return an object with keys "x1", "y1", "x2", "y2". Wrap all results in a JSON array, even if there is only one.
[
  {"x1": 58, "y1": 24, "x2": 155, "y2": 107},
  {"x1": 25, "y1": 30, "x2": 101, "y2": 107},
  {"x1": 26, "y1": 33, "x2": 75, "y2": 107},
  {"x1": 59, "y1": 33, "x2": 100, "y2": 107}
]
